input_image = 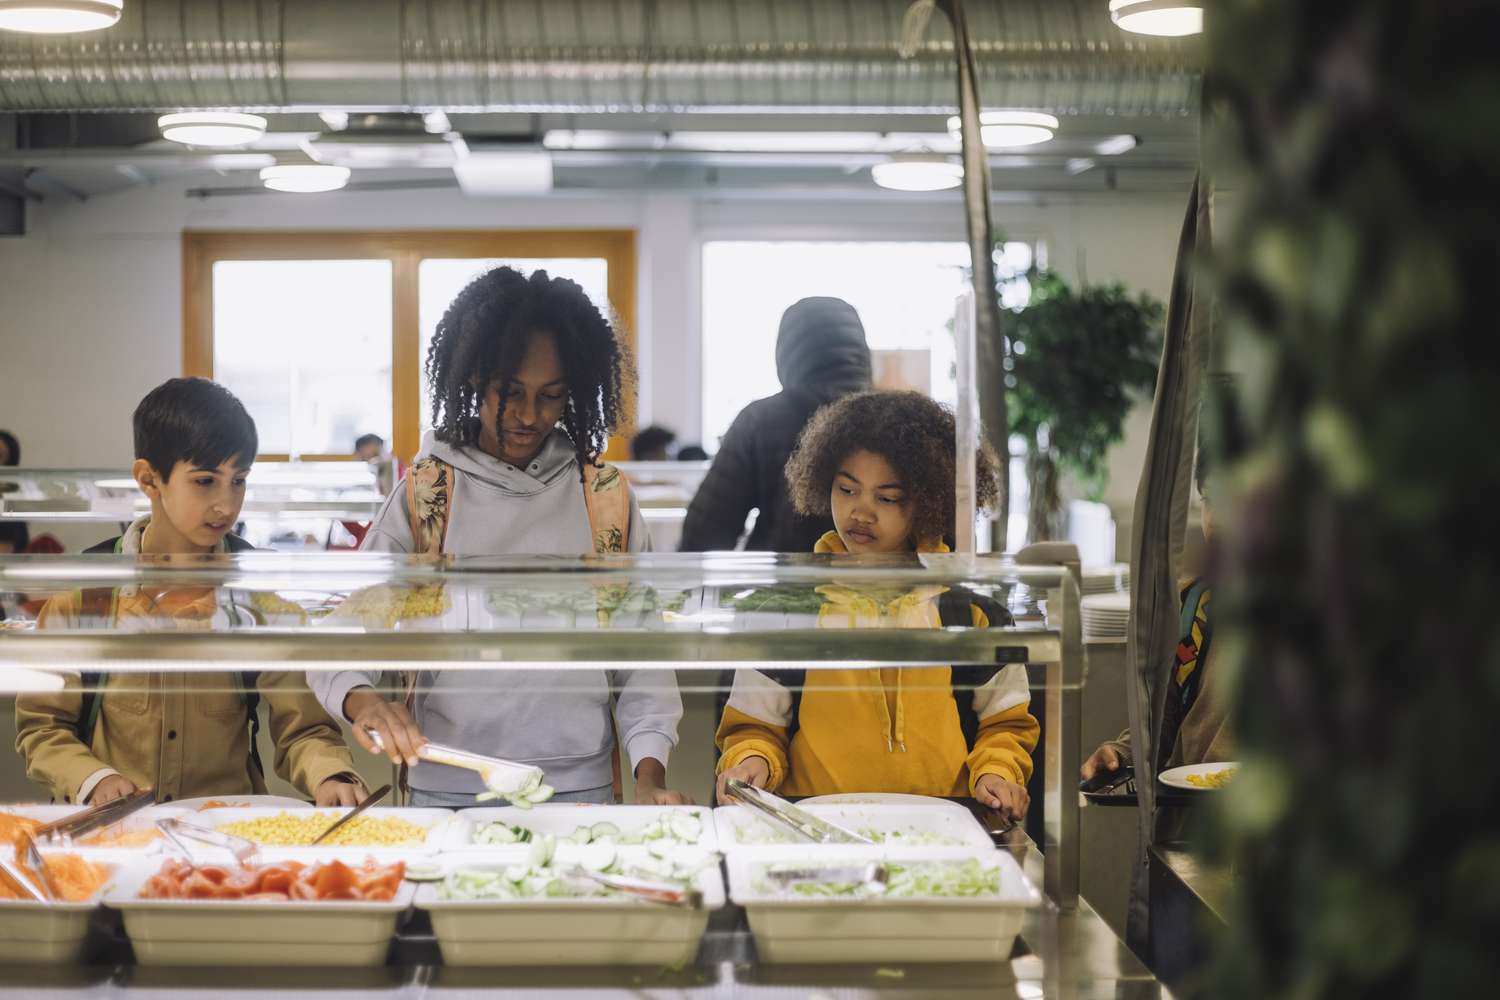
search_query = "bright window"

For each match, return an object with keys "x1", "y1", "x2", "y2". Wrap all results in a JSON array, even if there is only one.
[{"x1": 212, "y1": 260, "x2": 393, "y2": 456}]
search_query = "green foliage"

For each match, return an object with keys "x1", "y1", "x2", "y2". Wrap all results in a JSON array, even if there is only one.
[
  {"x1": 1202, "y1": 1, "x2": 1500, "y2": 998},
  {"x1": 1004, "y1": 270, "x2": 1163, "y2": 492}
]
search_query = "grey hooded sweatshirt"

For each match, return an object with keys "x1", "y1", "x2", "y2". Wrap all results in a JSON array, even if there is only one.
[{"x1": 310, "y1": 429, "x2": 680, "y2": 795}]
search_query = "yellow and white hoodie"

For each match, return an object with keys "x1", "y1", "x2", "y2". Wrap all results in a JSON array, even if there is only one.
[{"x1": 715, "y1": 532, "x2": 1039, "y2": 798}]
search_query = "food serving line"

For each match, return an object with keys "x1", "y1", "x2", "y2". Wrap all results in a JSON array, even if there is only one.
[{"x1": 1, "y1": 792, "x2": 1164, "y2": 998}]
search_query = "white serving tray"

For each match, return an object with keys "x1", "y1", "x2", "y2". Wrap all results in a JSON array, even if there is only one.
[
  {"x1": 714, "y1": 802, "x2": 993, "y2": 852},
  {"x1": 416, "y1": 850, "x2": 724, "y2": 966},
  {"x1": 726, "y1": 846, "x2": 1041, "y2": 964},
  {"x1": 0, "y1": 858, "x2": 119, "y2": 964},
  {"x1": 442, "y1": 804, "x2": 717, "y2": 854},
  {"x1": 104, "y1": 858, "x2": 414, "y2": 967},
  {"x1": 188, "y1": 806, "x2": 452, "y2": 858}
]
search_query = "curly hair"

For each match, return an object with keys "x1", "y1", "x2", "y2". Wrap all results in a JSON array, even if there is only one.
[
  {"x1": 425, "y1": 266, "x2": 632, "y2": 474},
  {"x1": 785, "y1": 390, "x2": 1000, "y2": 547}
]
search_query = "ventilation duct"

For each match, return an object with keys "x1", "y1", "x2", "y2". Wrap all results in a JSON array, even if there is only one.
[{"x1": 0, "y1": 0, "x2": 1200, "y2": 116}]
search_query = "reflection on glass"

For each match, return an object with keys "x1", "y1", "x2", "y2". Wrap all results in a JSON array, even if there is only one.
[{"x1": 213, "y1": 260, "x2": 394, "y2": 455}]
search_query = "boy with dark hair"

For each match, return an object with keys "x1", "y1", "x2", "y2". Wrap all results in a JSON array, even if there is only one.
[{"x1": 15, "y1": 378, "x2": 364, "y2": 806}]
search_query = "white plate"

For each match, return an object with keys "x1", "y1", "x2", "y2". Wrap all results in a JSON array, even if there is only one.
[
  {"x1": 1081, "y1": 592, "x2": 1131, "y2": 613},
  {"x1": 1159, "y1": 762, "x2": 1238, "y2": 792},
  {"x1": 171, "y1": 795, "x2": 311, "y2": 811}
]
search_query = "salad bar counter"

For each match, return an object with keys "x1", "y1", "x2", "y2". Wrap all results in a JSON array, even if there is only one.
[{"x1": 0, "y1": 799, "x2": 1167, "y2": 998}]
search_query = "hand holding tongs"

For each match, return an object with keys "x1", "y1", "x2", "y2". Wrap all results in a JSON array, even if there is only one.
[
  {"x1": 364, "y1": 730, "x2": 543, "y2": 796},
  {"x1": 722, "y1": 779, "x2": 872, "y2": 845},
  {"x1": 156, "y1": 817, "x2": 259, "y2": 867},
  {"x1": 566, "y1": 867, "x2": 704, "y2": 909},
  {"x1": 34, "y1": 786, "x2": 156, "y2": 846}
]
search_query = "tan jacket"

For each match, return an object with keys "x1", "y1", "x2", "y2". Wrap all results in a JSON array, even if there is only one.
[{"x1": 14, "y1": 587, "x2": 359, "y2": 804}]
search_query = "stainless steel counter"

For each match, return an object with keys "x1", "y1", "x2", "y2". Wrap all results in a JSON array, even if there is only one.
[{"x1": 0, "y1": 830, "x2": 1167, "y2": 999}]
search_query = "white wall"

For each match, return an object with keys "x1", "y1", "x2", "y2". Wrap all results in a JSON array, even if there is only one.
[{"x1": 0, "y1": 179, "x2": 1189, "y2": 540}]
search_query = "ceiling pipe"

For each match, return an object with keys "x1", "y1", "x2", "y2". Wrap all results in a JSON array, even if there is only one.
[{"x1": 0, "y1": 0, "x2": 1199, "y2": 115}]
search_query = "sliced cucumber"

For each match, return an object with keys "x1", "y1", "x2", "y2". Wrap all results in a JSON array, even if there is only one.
[
  {"x1": 640, "y1": 820, "x2": 666, "y2": 840},
  {"x1": 570, "y1": 826, "x2": 594, "y2": 845},
  {"x1": 403, "y1": 862, "x2": 443, "y2": 883},
  {"x1": 510, "y1": 795, "x2": 534, "y2": 810},
  {"x1": 669, "y1": 812, "x2": 702, "y2": 843},
  {"x1": 527, "y1": 834, "x2": 556, "y2": 868},
  {"x1": 528, "y1": 784, "x2": 555, "y2": 804},
  {"x1": 522, "y1": 770, "x2": 543, "y2": 795},
  {"x1": 504, "y1": 865, "x2": 530, "y2": 883},
  {"x1": 577, "y1": 843, "x2": 618, "y2": 872},
  {"x1": 589, "y1": 821, "x2": 621, "y2": 840},
  {"x1": 516, "y1": 827, "x2": 533, "y2": 843},
  {"x1": 476, "y1": 823, "x2": 518, "y2": 845},
  {"x1": 647, "y1": 839, "x2": 674, "y2": 860}
]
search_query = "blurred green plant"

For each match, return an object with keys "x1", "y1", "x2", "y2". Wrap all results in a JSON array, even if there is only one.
[
  {"x1": 1201, "y1": 1, "x2": 1500, "y2": 997},
  {"x1": 1004, "y1": 270, "x2": 1162, "y2": 541}
]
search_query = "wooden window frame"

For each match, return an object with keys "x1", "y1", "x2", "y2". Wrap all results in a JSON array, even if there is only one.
[{"x1": 182, "y1": 229, "x2": 638, "y2": 463}]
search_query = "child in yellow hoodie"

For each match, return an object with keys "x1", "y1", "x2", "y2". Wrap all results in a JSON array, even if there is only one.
[{"x1": 714, "y1": 390, "x2": 1039, "y2": 821}]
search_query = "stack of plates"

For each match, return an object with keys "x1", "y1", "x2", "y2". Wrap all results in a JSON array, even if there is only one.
[
  {"x1": 1082, "y1": 563, "x2": 1131, "y2": 595},
  {"x1": 1080, "y1": 591, "x2": 1131, "y2": 641}
]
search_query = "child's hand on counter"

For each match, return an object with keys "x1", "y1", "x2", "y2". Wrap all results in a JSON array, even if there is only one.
[
  {"x1": 88, "y1": 774, "x2": 139, "y2": 804},
  {"x1": 314, "y1": 776, "x2": 367, "y2": 807},
  {"x1": 344, "y1": 687, "x2": 426, "y2": 766},
  {"x1": 974, "y1": 773, "x2": 1030, "y2": 822},
  {"x1": 634, "y1": 758, "x2": 693, "y2": 805},
  {"x1": 715, "y1": 755, "x2": 770, "y2": 805}
]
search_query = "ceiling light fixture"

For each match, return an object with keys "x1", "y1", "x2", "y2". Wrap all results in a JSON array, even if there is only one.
[
  {"x1": 1066, "y1": 158, "x2": 1097, "y2": 176},
  {"x1": 259, "y1": 163, "x2": 351, "y2": 194},
  {"x1": 946, "y1": 111, "x2": 1059, "y2": 148},
  {"x1": 1094, "y1": 134, "x2": 1140, "y2": 156},
  {"x1": 871, "y1": 155, "x2": 963, "y2": 192},
  {"x1": 158, "y1": 112, "x2": 267, "y2": 148},
  {"x1": 0, "y1": 0, "x2": 122, "y2": 33},
  {"x1": 1108, "y1": 0, "x2": 1203, "y2": 36}
]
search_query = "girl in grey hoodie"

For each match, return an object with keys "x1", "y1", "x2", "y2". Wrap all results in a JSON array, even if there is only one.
[{"x1": 311, "y1": 267, "x2": 687, "y2": 807}]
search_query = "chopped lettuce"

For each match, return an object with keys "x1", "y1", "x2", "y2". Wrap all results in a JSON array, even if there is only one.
[{"x1": 755, "y1": 859, "x2": 1002, "y2": 899}]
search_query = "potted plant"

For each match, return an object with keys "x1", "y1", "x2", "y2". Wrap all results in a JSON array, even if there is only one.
[{"x1": 1003, "y1": 270, "x2": 1163, "y2": 543}]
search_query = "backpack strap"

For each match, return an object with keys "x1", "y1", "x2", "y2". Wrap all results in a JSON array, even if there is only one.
[
  {"x1": 581, "y1": 462, "x2": 631, "y2": 553},
  {"x1": 403, "y1": 458, "x2": 455, "y2": 556}
]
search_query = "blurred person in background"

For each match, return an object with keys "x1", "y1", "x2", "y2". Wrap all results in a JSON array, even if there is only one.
[
  {"x1": 630, "y1": 425, "x2": 676, "y2": 462},
  {"x1": 0, "y1": 430, "x2": 18, "y2": 466},
  {"x1": 676, "y1": 444, "x2": 709, "y2": 462},
  {"x1": 680, "y1": 297, "x2": 871, "y2": 553}
]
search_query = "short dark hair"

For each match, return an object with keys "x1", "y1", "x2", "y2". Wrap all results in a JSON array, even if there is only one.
[
  {"x1": 0, "y1": 430, "x2": 18, "y2": 466},
  {"x1": 785, "y1": 390, "x2": 1000, "y2": 546},
  {"x1": 354, "y1": 433, "x2": 385, "y2": 452},
  {"x1": 133, "y1": 378, "x2": 258, "y2": 481},
  {"x1": 630, "y1": 425, "x2": 676, "y2": 460},
  {"x1": 425, "y1": 266, "x2": 632, "y2": 474},
  {"x1": 676, "y1": 444, "x2": 709, "y2": 462}
]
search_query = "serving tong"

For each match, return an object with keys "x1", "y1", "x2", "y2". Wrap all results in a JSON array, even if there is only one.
[
  {"x1": 566, "y1": 867, "x2": 704, "y2": 909},
  {"x1": 33, "y1": 787, "x2": 156, "y2": 846},
  {"x1": 365, "y1": 730, "x2": 544, "y2": 797},
  {"x1": 155, "y1": 817, "x2": 260, "y2": 867},
  {"x1": 722, "y1": 778, "x2": 872, "y2": 845},
  {"x1": 0, "y1": 848, "x2": 52, "y2": 902},
  {"x1": 763, "y1": 861, "x2": 890, "y2": 893},
  {"x1": 310, "y1": 783, "x2": 391, "y2": 845}
]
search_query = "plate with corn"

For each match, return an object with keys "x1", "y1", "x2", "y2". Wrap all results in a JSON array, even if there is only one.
[
  {"x1": 1158, "y1": 763, "x2": 1238, "y2": 792},
  {"x1": 192, "y1": 807, "x2": 454, "y2": 856}
]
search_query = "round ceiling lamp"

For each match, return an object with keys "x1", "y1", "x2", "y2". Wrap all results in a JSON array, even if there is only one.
[
  {"x1": 158, "y1": 112, "x2": 267, "y2": 148},
  {"x1": 946, "y1": 111, "x2": 1060, "y2": 149},
  {"x1": 0, "y1": 0, "x2": 122, "y2": 33},
  {"x1": 871, "y1": 156, "x2": 963, "y2": 192},
  {"x1": 259, "y1": 164, "x2": 351, "y2": 194},
  {"x1": 1108, "y1": 0, "x2": 1202, "y2": 37}
]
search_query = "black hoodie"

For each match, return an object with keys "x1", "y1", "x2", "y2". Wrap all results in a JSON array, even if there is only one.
[{"x1": 681, "y1": 297, "x2": 871, "y2": 552}]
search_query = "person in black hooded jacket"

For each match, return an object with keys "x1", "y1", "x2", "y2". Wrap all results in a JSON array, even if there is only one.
[{"x1": 680, "y1": 297, "x2": 871, "y2": 552}]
